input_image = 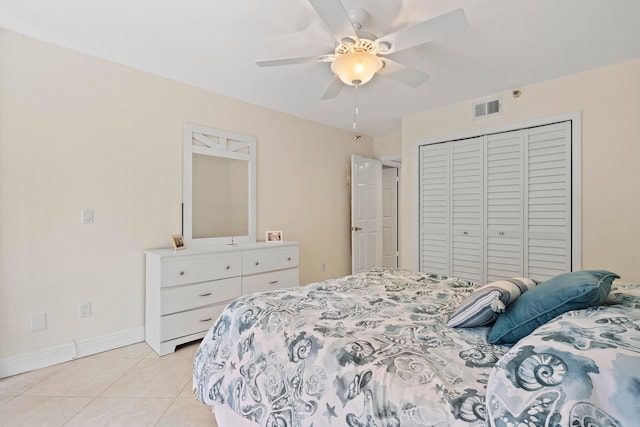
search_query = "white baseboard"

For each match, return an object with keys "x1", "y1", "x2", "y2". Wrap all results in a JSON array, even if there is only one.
[{"x1": 0, "y1": 327, "x2": 145, "y2": 379}]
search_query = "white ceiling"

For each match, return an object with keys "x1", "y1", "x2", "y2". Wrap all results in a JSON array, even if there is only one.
[{"x1": 1, "y1": 0, "x2": 639, "y2": 138}]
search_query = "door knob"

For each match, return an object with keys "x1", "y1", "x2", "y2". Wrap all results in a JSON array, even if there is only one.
[{"x1": 352, "y1": 226, "x2": 363, "y2": 231}]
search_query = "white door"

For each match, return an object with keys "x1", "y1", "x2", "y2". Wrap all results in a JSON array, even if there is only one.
[
  {"x1": 525, "y1": 121, "x2": 572, "y2": 281},
  {"x1": 485, "y1": 130, "x2": 525, "y2": 282},
  {"x1": 451, "y1": 137, "x2": 484, "y2": 282},
  {"x1": 382, "y1": 167, "x2": 399, "y2": 268},
  {"x1": 351, "y1": 155, "x2": 382, "y2": 274},
  {"x1": 419, "y1": 143, "x2": 451, "y2": 275}
]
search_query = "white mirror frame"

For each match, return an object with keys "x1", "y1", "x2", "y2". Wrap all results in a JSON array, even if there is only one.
[{"x1": 183, "y1": 123, "x2": 256, "y2": 247}]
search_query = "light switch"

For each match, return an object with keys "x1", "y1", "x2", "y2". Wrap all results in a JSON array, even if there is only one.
[{"x1": 82, "y1": 208, "x2": 94, "y2": 224}]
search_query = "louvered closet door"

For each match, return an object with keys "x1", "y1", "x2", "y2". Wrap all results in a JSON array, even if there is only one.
[
  {"x1": 485, "y1": 131, "x2": 524, "y2": 281},
  {"x1": 419, "y1": 143, "x2": 450, "y2": 275},
  {"x1": 525, "y1": 122, "x2": 571, "y2": 281},
  {"x1": 451, "y1": 137, "x2": 484, "y2": 282}
]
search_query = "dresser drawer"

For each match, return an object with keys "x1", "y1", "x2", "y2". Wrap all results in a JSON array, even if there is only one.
[
  {"x1": 161, "y1": 254, "x2": 241, "y2": 287},
  {"x1": 242, "y1": 246, "x2": 299, "y2": 275},
  {"x1": 161, "y1": 304, "x2": 226, "y2": 342},
  {"x1": 242, "y1": 268, "x2": 299, "y2": 295},
  {"x1": 161, "y1": 276, "x2": 241, "y2": 315}
]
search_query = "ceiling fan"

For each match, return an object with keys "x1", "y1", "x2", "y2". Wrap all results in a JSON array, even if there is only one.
[{"x1": 256, "y1": 0, "x2": 468, "y2": 100}]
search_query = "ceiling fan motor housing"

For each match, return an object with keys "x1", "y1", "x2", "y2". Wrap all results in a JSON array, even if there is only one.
[
  {"x1": 347, "y1": 8, "x2": 369, "y2": 31},
  {"x1": 335, "y1": 38, "x2": 375, "y2": 55}
]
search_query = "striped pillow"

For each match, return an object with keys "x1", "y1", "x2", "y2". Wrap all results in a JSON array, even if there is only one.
[{"x1": 447, "y1": 277, "x2": 539, "y2": 328}]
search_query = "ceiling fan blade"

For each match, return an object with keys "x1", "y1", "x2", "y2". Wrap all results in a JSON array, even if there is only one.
[
  {"x1": 255, "y1": 55, "x2": 330, "y2": 67},
  {"x1": 308, "y1": 0, "x2": 359, "y2": 44},
  {"x1": 320, "y1": 75, "x2": 343, "y2": 100},
  {"x1": 375, "y1": 8, "x2": 468, "y2": 55},
  {"x1": 378, "y1": 59, "x2": 430, "y2": 88}
]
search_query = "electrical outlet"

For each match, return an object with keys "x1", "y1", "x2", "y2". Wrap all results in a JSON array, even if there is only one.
[
  {"x1": 79, "y1": 302, "x2": 91, "y2": 318},
  {"x1": 31, "y1": 312, "x2": 47, "y2": 331}
]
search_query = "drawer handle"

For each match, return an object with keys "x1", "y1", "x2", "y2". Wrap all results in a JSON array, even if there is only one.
[
  {"x1": 287, "y1": 257, "x2": 291, "y2": 261},
  {"x1": 179, "y1": 271, "x2": 185, "y2": 276},
  {"x1": 268, "y1": 280, "x2": 279, "y2": 285},
  {"x1": 255, "y1": 261, "x2": 259, "y2": 266},
  {"x1": 200, "y1": 318, "x2": 212, "y2": 323},
  {"x1": 499, "y1": 231, "x2": 505, "y2": 236},
  {"x1": 199, "y1": 292, "x2": 212, "y2": 297},
  {"x1": 225, "y1": 265, "x2": 230, "y2": 270},
  {"x1": 463, "y1": 231, "x2": 468, "y2": 235}
]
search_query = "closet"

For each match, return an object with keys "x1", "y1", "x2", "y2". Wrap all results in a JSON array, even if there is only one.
[{"x1": 419, "y1": 120, "x2": 573, "y2": 283}]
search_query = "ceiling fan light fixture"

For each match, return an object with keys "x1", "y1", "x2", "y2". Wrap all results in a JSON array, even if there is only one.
[{"x1": 331, "y1": 51, "x2": 383, "y2": 86}]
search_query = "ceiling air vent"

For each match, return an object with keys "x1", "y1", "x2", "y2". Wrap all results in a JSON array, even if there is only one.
[{"x1": 473, "y1": 98, "x2": 502, "y2": 119}]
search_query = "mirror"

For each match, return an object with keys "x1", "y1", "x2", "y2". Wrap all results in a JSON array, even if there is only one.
[
  {"x1": 183, "y1": 123, "x2": 256, "y2": 247},
  {"x1": 192, "y1": 154, "x2": 248, "y2": 238}
]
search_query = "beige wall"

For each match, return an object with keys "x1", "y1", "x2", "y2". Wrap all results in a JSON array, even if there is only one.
[
  {"x1": 0, "y1": 29, "x2": 373, "y2": 360},
  {"x1": 401, "y1": 59, "x2": 640, "y2": 282},
  {"x1": 373, "y1": 133, "x2": 401, "y2": 158}
]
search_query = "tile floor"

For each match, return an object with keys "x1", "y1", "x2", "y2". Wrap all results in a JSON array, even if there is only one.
[{"x1": 0, "y1": 340, "x2": 218, "y2": 427}]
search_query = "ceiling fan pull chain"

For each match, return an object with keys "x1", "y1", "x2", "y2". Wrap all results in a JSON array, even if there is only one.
[{"x1": 353, "y1": 81, "x2": 360, "y2": 130}]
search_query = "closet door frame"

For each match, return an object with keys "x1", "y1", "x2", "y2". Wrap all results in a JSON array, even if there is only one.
[{"x1": 413, "y1": 112, "x2": 582, "y2": 275}]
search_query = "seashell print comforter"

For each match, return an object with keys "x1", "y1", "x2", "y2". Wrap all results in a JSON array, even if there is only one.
[
  {"x1": 192, "y1": 268, "x2": 640, "y2": 426},
  {"x1": 486, "y1": 283, "x2": 640, "y2": 427}
]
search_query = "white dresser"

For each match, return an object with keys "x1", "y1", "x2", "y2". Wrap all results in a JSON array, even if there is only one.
[{"x1": 145, "y1": 241, "x2": 299, "y2": 356}]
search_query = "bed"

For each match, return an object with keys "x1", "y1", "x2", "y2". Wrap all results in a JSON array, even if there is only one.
[{"x1": 192, "y1": 268, "x2": 640, "y2": 426}]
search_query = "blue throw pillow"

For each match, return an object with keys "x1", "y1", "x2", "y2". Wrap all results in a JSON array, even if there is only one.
[
  {"x1": 488, "y1": 270, "x2": 619, "y2": 345},
  {"x1": 447, "y1": 277, "x2": 539, "y2": 328}
]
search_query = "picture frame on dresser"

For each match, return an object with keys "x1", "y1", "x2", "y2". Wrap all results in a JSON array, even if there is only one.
[
  {"x1": 171, "y1": 234, "x2": 185, "y2": 251},
  {"x1": 266, "y1": 230, "x2": 283, "y2": 243}
]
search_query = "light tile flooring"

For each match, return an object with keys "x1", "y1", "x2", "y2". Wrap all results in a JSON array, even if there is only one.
[{"x1": 0, "y1": 340, "x2": 218, "y2": 427}]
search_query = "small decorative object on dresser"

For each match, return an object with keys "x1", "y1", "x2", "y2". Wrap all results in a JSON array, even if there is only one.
[
  {"x1": 266, "y1": 230, "x2": 283, "y2": 242},
  {"x1": 144, "y1": 241, "x2": 299, "y2": 356},
  {"x1": 170, "y1": 234, "x2": 185, "y2": 251}
]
